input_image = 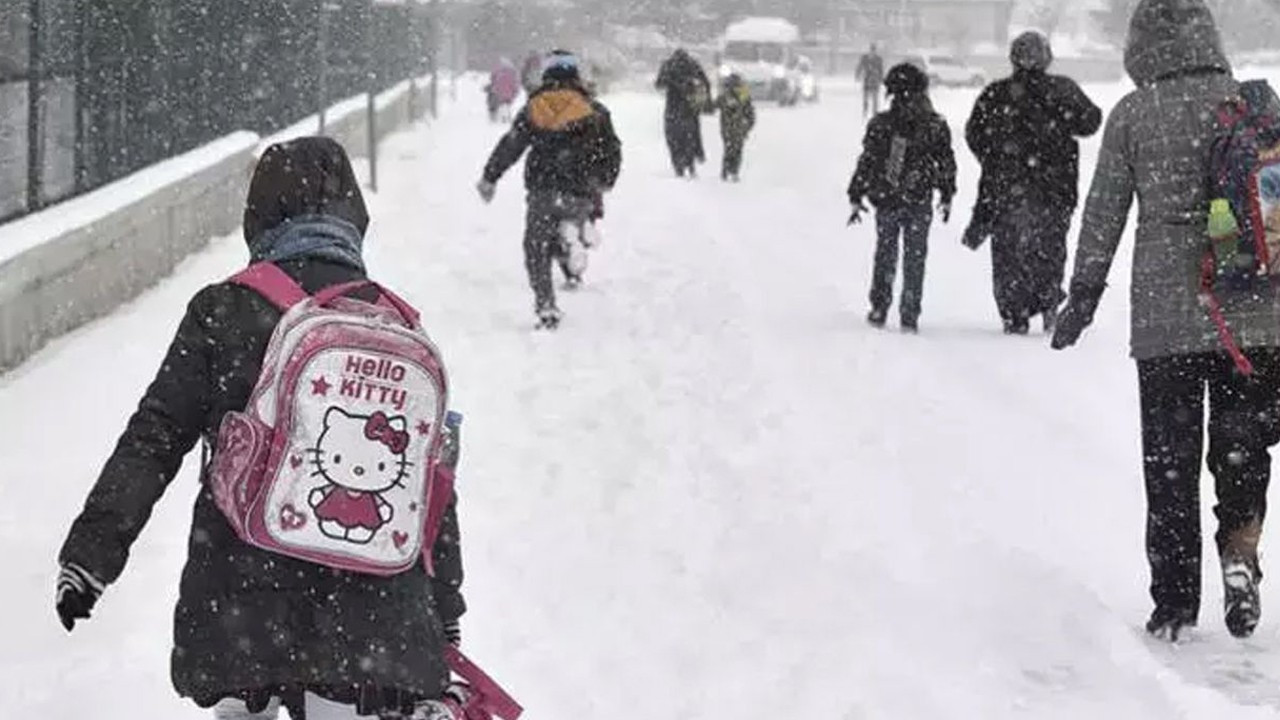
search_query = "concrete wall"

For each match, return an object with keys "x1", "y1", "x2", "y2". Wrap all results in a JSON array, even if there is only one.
[{"x1": 0, "y1": 79, "x2": 429, "y2": 372}]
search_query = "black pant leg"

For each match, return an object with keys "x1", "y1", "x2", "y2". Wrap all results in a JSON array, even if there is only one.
[
  {"x1": 524, "y1": 198, "x2": 559, "y2": 313},
  {"x1": 899, "y1": 204, "x2": 932, "y2": 324},
  {"x1": 869, "y1": 208, "x2": 902, "y2": 313},
  {"x1": 1031, "y1": 206, "x2": 1072, "y2": 313},
  {"x1": 1138, "y1": 354, "x2": 1211, "y2": 618},
  {"x1": 1207, "y1": 350, "x2": 1280, "y2": 561},
  {"x1": 723, "y1": 136, "x2": 744, "y2": 177}
]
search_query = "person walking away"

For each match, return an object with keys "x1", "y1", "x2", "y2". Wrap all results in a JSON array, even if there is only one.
[
  {"x1": 1051, "y1": 0, "x2": 1280, "y2": 642},
  {"x1": 716, "y1": 73, "x2": 756, "y2": 182},
  {"x1": 847, "y1": 63, "x2": 956, "y2": 333},
  {"x1": 520, "y1": 50, "x2": 543, "y2": 97},
  {"x1": 856, "y1": 44, "x2": 886, "y2": 118},
  {"x1": 488, "y1": 57, "x2": 521, "y2": 123},
  {"x1": 477, "y1": 50, "x2": 623, "y2": 330},
  {"x1": 55, "y1": 137, "x2": 469, "y2": 719},
  {"x1": 964, "y1": 31, "x2": 1102, "y2": 335},
  {"x1": 656, "y1": 48, "x2": 712, "y2": 178}
]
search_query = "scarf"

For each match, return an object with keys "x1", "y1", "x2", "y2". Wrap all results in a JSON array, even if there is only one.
[{"x1": 249, "y1": 214, "x2": 365, "y2": 272}]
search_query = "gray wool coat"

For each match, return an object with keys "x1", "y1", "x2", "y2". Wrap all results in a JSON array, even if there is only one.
[{"x1": 1069, "y1": 0, "x2": 1280, "y2": 360}]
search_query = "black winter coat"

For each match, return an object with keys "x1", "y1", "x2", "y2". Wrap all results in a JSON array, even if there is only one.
[
  {"x1": 483, "y1": 81, "x2": 622, "y2": 198},
  {"x1": 717, "y1": 86, "x2": 756, "y2": 141},
  {"x1": 848, "y1": 97, "x2": 957, "y2": 209},
  {"x1": 965, "y1": 70, "x2": 1102, "y2": 217},
  {"x1": 59, "y1": 137, "x2": 464, "y2": 716}
]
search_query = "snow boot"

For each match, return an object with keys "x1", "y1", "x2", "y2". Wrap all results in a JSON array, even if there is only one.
[
  {"x1": 867, "y1": 308, "x2": 887, "y2": 329},
  {"x1": 1222, "y1": 520, "x2": 1263, "y2": 638},
  {"x1": 535, "y1": 307, "x2": 562, "y2": 331},
  {"x1": 1003, "y1": 316, "x2": 1030, "y2": 335},
  {"x1": 1146, "y1": 606, "x2": 1197, "y2": 642},
  {"x1": 901, "y1": 317, "x2": 919, "y2": 334}
]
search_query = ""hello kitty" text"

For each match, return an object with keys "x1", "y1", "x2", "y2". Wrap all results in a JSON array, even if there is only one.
[{"x1": 340, "y1": 355, "x2": 408, "y2": 410}]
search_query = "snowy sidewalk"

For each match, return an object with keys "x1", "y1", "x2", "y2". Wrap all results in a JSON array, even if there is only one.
[{"x1": 4, "y1": 80, "x2": 1280, "y2": 718}]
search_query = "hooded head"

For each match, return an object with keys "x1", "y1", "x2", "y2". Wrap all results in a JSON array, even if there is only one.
[
  {"x1": 1124, "y1": 0, "x2": 1230, "y2": 86},
  {"x1": 884, "y1": 62, "x2": 929, "y2": 98},
  {"x1": 1010, "y1": 31, "x2": 1053, "y2": 73},
  {"x1": 243, "y1": 137, "x2": 369, "y2": 269},
  {"x1": 542, "y1": 49, "x2": 581, "y2": 84}
]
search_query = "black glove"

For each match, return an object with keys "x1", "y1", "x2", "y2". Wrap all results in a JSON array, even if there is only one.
[
  {"x1": 848, "y1": 201, "x2": 869, "y2": 226},
  {"x1": 56, "y1": 563, "x2": 105, "y2": 632},
  {"x1": 441, "y1": 617, "x2": 461, "y2": 647},
  {"x1": 962, "y1": 222, "x2": 989, "y2": 250},
  {"x1": 1051, "y1": 283, "x2": 1106, "y2": 350},
  {"x1": 938, "y1": 198, "x2": 953, "y2": 224}
]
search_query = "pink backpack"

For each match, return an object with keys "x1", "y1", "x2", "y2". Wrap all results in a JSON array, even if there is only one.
[{"x1": 208, "y1": 263, "x2": 453, "y2": 576}]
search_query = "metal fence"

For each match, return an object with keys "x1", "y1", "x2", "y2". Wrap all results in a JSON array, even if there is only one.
[{"x1": 0, "y1": 0, "x2": 437, "y2": 223}]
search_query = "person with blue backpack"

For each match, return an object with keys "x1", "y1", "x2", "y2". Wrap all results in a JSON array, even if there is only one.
[
  {"x1": 1052, "y1": 0, "x2": 1280, "y2": 642},
  {"x1": 54, "y1": 137, "x2": 495, "y2": 719}
]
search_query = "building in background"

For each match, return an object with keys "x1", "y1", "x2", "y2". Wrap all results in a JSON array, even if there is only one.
[{"x1": 827, "y1": 0, "x2": 1015, "y2": 55}]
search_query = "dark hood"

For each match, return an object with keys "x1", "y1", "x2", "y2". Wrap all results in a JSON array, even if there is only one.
[
  {"x1": 243, "y1": 136, "x2": 369, "y2": 247},
  {"x1": 1124, "y1": 0, "x2": 1230, "y2": 87}
]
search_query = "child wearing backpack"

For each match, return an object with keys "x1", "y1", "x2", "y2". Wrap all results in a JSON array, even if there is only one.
[
  {"x1": 847, "y1": 63, "x2": 956, "y2": 333},
  {"x1": 1052, "y1": 0, "x2": 1280, "y2": 643},
  {"x1": 55, "y1": 138, "x2": 507, "y2": 720},
  {"x1": 716, "y1": 73, "x2": 756, "y2": 182}
]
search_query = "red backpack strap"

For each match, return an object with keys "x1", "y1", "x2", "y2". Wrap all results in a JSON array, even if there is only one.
[
  {"x1": 1200, "y1": 255, "x2": 1256, "y2": 376},
  {"x1": 229, "y1": 262, "x2": 309, "y2": 311}
]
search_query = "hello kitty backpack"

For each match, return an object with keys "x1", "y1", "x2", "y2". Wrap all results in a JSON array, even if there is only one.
[{"x1": 208, "y1": 263, "x2": 452, "y2": 576}]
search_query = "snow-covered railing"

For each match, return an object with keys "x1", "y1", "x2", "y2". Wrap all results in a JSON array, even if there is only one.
[{"x1": 0, "y1": 78, "x2": 432, "y2": 372}]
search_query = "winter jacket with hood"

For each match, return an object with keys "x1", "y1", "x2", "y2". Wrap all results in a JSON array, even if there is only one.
[
  {"x1": 966, "y1": 44, "x2": 1102, "y2": 216},
  {"x1": 58, "y1": 137, "x2": 465, "y2": 715},
  {"x1": 1069, "y1": 0, "x2": 1280, "y2": 360},
  {"x1": 483, "y1": 79, "x2": 622, "y2": 197},
  {"x1": 849, "y1": 93, "x2": 957, "y2": 209}
]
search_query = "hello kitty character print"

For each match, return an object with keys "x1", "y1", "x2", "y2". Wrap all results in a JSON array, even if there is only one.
[
  {"x1": 307, "y1": 408, "x2": 413, "y2": 544},
  {"x1": 208, "y1": 263, "x2": 452, "y2": 577}
]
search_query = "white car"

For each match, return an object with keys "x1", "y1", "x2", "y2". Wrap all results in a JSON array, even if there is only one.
[{"x1": 906, "y1": 54, "x2": 987, "y2": 88}]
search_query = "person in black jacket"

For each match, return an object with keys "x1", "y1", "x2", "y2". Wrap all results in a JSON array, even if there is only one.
[
  {"x1": 56, "y1": 137, "x2": 466, "y2": 720},
  {"x1": 716, "y1": 73, "x2": 756, "y2": 182},
  {"x1": 856, "y1": 44, "x2": 885, "y2": 118},
  {"x1": 964, "y1": 31, "x2": 1102, "y2": 335},
  {"x1": 848, "y1": 63, "x2": 957, "y2": 333},
  {"x1": 655, "y1": 48, "x2": 712, "y2": 178},
  {"x1": 478, "y1": 50, "x2": 623, "y2": 330}
]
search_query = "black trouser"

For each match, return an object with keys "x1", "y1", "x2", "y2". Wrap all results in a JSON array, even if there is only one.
[
  {"x1": 990, "y1": 202, "x2": 1071, "y2": 322},
  {"x1": 524, "y1": 192, "x2": 592, "y2": 313},
  {"x1": 722, "y1": 134, "x2": 745, "y2": 178},
  {"x1": 1137, "y1": 350, "x2": 1280, "y2": 619},
  {"x1": 869, "y1": 203, "x2": 931, "y2": 323}
]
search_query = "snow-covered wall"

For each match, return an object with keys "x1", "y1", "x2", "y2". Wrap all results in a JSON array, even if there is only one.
[{"x1": 0, "y1": 79, "x2": 431, "y2": 372}]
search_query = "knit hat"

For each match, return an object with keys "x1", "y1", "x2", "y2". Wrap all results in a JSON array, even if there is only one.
[
  {"x1": 884, "y1": 63, "x2": 928, "y2": 96},
  {"x1": 542, "y1": 50, "x2": 580, "y2": 82},
  {"x1": 1010, "y1": 31, "x2": 1053, "y2": 72}
]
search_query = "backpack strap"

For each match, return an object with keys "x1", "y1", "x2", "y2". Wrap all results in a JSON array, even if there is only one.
[
  {"x1": 1200, "y1": 254, "x2": 1256, "y2": 376},
  {"x1": 229, "y1": 262, "x2": 309, "y2": 311}
]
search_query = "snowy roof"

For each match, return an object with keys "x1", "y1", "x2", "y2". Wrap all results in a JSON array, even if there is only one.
[{"x1": 724, "y1": 17, "x2": 801, "y2": 44}]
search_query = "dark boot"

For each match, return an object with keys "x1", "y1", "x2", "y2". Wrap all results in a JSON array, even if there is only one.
[
  {"x1": 1222, "y1": 519, "x2": 1263, "y2": 638},
  {"x1": 867, "y1": 308, "x2": 887, "y2": 328},
  {"x1": 1146, "y1": 606, "x2": 1198, "y2": 642}
]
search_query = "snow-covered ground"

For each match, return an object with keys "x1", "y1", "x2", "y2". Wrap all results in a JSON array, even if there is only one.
[{"x1": 7, "y1": 76, "x2": 1280, "y2": 718}]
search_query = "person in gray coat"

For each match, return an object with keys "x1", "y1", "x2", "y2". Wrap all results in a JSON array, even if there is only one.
[{"x1": 1052, "y1": 0, "x2": 1280, "y2": 642}]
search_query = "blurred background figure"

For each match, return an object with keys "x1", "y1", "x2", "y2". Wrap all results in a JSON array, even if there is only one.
[
  {"x1": 486, "y1": 57, "x2": 521, "y2": 123},
  {"x1": 656, "y1": 48, "x2": 712, "y2": 179}
]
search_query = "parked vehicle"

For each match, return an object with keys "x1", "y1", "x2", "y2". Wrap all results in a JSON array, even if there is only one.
[
  {"x1": 718, "y1": 17, "x2": 804, "y2": 106},
  {"x1": 905, "y1": 53, "x2": 987, "y2": 88}
]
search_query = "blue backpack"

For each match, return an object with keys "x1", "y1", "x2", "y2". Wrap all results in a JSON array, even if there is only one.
[{"x1": 1203, "y1": 79, "x2": 1280, "y2": 373}]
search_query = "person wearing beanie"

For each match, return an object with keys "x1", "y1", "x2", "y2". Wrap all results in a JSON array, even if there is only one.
[
  {"x1": 478, "y1": 49, "x2": 623, "y2": 330},
  {"x1": 1052, "y1": 0, "x2": 1280, "y2": 643},
  {"x1": 715, "y1": 73, "x2": 756, "y2": 182},
  {"x1": 655, "y1": 48, "x2": 712, "y2": 178},
  {"x1": 964, "y1": 30, "x2": 1102, "y2": 335},
  {"x1": 56, "y1": 137, "x2": 468, "y2": 718},
  {"x1": 847, "y1": 62, "x2": 956, "y2": 334}
]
